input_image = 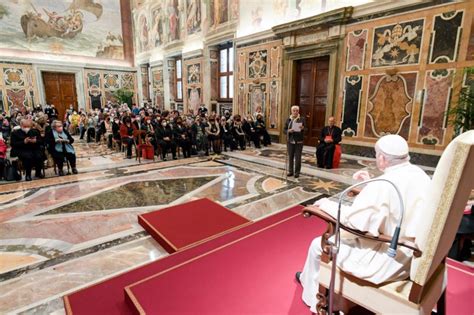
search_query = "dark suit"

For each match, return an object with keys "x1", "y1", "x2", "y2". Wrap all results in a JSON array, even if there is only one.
[
  {"x1": 10, "y1": 128, "x2": 45, "y2": 177},
  {"x1": 284, "y1": 116, "x2": 305, "y2": 176},
  {"x1": 316, "y1": 125, "x2": 342, "y2": 169}
]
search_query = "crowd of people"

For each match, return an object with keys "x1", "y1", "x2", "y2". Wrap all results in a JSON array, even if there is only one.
[
  {"x1": 0, "y1": 102, "x2": 273, "y2": 181},
  {"x1": 0, "y1": 104, "x2": 78, "y2": 181}
]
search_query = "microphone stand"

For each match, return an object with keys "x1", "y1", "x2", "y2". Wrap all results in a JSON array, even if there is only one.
[{"x1": 327, "y1": 178, "x2": 405, "y2": 314}]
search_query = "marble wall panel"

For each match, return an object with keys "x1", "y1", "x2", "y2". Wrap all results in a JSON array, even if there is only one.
[
  {"x1": 0, "y1": 63, "x2": 38, "y2": 111},
  {"x1": 248, "y1": 83, "x2": 266, "y2": 117},
  {"x1": 151, "y1": 67, "x2": 164, "y2": 109},
  {"x1": 418, "y1": 69, "x2": 454, "y2": 145},
  {"x1": 365, "y1": 73, "x2": 416, "y2": 139},
  {"x1": 184, "y1": 58, "x2": 203, "y2": 114},
  {"x1": 84, "y1": 70, "x2": 138, "y2": 109},
  {"x1": 371, "y1": 19, "x2": 424, "y2": 68},
  {"x1": 342, "y1": 75, "x2": 363, "y2": 137},
  {"x1": 346, "y1": 30, "x2": 368, "y2": 71},
  {"x1": 248, "y1": 50, "x2": 268, "y2": 79},
  {"x1": 236, "y1": 41, "x2": 282, "y2": 130},
  {"x1": 429, "y1": 10, "x2": 464, "y2": 63},
  {"x1": 338, "y1": 2, "x2": 474, "y2": 151},
  {"x1": 467, "y1": 17, "x2": 474, "y2": 61},
  {"x1": 140, "y1": 65, "x2": 150, "y2": 101}
]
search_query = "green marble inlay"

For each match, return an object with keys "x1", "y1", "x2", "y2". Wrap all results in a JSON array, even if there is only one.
[{"x1": 41, "y1": 176, "x2": 217, "y2": 215}]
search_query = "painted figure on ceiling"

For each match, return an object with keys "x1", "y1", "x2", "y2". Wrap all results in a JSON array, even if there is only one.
[
  {"x1": 186, "y1": 0, "x2": 201, "y2": 34},
  {"x1": 152, "y1": 8, "x2": 163, "y2": 47},
  {"x1": 139, "y1": 14, "x2": 149, "y2": 52},
  {"x1": 168, "y1": 0, "x2": 179, "y2": 41}
]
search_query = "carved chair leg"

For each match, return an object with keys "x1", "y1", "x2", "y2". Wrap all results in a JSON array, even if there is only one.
[
  {"x1": 316, "y1": 285, "x2": 328, "y2": 315},
  {"x1": 435, "y1": 290, "x2": 446, "y2": 315}
]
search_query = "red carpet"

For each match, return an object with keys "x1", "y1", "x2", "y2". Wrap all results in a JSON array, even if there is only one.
[
  {"x1": 125, "y1": 211, "x2": 326, "y2": 315},
  {"x1": 447, "y1": 258, "x2": 474, "y2": 315},
  {"x1": 64, "y1": 206, "x2": 305, "y2": 315},
  {"x1": 138, "y1": 198, "x2": 250, "y2": 253}
]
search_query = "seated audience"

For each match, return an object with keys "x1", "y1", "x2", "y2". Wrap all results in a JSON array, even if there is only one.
[
  {"x1": 232, "y1": 115, "x2": 246, "y2": 150},
  {"x1": 243, "y1": 115, "x2": 260, "y2": 148},
  {"x1": 120, "y1": 116, "x2": 137, "y2": 159},
  {"x1": 0, "y1": 133, "x2": 6, "y2": 179},
  {"x1": 220, "y1": 116, "x2": 235, "y2": 152},
  {"x1": 174, "y1": 117, "x2": 192, "y2": 158},
  {"x1": 10, "y1": 119, "x2": 45, "y2": 181},
  {"x1": 254, "y1": 114, "x2": 271, "y2": 146},
  {"x1": 206, "y1": 115, "x2": 221, "y2": 154},
  {"x1": 155, "y1": 119, "x2": 177, "y2": 160},
  {"x1": 46, "y1": 120, "x2": 78, "y2": 176}
]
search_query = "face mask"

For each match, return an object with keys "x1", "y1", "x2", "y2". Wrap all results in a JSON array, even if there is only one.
[
  {"x1": 162, "y1": 122, "x2": 167, "y2": 127},
  {"x1": 22, "y1": 128, "x2": 30, "y2": 133},
  {"x1": 114, "y1": 120, "x2": 119, "y2": 124}
]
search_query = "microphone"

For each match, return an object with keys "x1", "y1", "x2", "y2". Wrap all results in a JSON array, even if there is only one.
[{"x1": 335, "y1": 178, "x2": 405, "y2": 258}]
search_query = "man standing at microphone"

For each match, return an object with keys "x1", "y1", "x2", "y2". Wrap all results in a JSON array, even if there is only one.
[{"x1": 284, "y1": 105, "x2": 305, "y2": 178}]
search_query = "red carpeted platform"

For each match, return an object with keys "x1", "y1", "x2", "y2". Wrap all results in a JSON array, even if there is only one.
[
  {"x1": 64, "y1": 206, "x2": 306, "y2": 315},
  {"x1": 138, "y1": 198, "x2": 250, "y2": 253},
  {"x1": 125, "y1": 210, "x2": 326, "y2": 315},
  {"x1": 446, "y1": 258, "x2": 474, "y2": 315}
]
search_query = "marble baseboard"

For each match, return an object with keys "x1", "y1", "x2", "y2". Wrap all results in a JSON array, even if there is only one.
[{"x1": 340, "y1": 143, "x2": 440, "y2": 167}]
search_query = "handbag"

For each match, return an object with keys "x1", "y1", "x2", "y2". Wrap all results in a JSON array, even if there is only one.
[{"x1": 5, "y1": 159, "x2": 21, "y2": 181}]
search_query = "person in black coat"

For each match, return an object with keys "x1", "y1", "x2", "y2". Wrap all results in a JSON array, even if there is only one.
[
  {"x1": 155, "y1": 120, "x2": 177, "y2": 160},
  {"x1": 220, "y1": 116, "x2": 235, "y2": 152},
  {"x1": 10, "y1": 119, "x2": 45, "y2": 181},
  {"x1": 316, "y1": 116, "x2": 342, "y2": 169},
  {"x1": 46, "y1": 120, "x2": 78, "y2": 176},
  {"x1": 242, "y1": 115, "x2": 260, "y2": 148},
  {"x1": 232, "y1": 115, "x2": 246, "y2": 150},
  {"x1": 284, "y1": 106, "x2": 305, "y2": 178},
  {"x1": 254, "y1": 114, "x2": 271, "y2": 146},
  {"x1": 174, "y1": 117, "x2": 192, "y2": 158}
]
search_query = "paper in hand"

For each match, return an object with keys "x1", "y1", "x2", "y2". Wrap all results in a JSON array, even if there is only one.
[{"x1": 291, "y1": 122, "x2": 302, "y2": 132}]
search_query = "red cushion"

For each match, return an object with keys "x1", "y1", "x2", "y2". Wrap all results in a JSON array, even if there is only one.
[{"x1": 333, "y1": 144, "x2": 342, "y2": 168}]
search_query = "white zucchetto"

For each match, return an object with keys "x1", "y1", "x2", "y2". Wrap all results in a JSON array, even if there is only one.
[{"x1": 375, "y1": 134, "x2": 409, "y2": 157}]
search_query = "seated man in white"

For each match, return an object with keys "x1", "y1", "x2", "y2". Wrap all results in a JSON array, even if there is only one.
[{"x1": 296, "y1": 134, "x2": 431, "y2": 313}]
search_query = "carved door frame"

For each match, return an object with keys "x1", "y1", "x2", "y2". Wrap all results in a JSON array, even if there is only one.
[{"x1": 280, "y1": 39, "x2": 341, "y2": 145}]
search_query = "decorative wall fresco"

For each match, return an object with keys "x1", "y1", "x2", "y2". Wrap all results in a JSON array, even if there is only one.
[
  {"x1": 371, "y1": 19, "x2": 424, "y2": 68},
  {"x1": 417, "y1": 69, "x2": 454, "y2": 145},
  {"x1": 151, "y1": 67, "x2": 164, "y2": 109},
  {"x1": 236, "y1": 40, "x2": 282, "y2": 131},
  {"x1": 84, "y1": 70, "x2": 137, "y2": 109},
  {"x1": 346, "y1": 30, "x2": 367, "y2": 71},
  {"x1": 0, "y1": 0, "x2": 124, "y2": 59},
  {"x1": 0, "y1": 63, "x2": 38, "y2": 112},
  {"x1": 342, "y1": 75, "x2": 363, "y2": 137},
  {"x1": 429, "y1": 10, "x2": 464, "y2": 64}
]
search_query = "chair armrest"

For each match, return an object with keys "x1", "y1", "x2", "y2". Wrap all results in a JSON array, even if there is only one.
[{"x1": 303, "y1": 206, "x2": 422, "y2": 257}]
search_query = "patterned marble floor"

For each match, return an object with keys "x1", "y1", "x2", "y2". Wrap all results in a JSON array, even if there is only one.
[{"x1": 0, "y1": 140, "x2": 420, "y2": 314}]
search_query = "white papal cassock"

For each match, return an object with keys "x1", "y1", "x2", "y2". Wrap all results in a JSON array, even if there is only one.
[{"x1": 300, "y1": 161, "x2": 431, "y2": 312}]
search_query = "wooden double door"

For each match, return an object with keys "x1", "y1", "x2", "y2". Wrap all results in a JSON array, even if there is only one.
[
  {"x1": 42, "y1": 72, "x2": 78, "y2": 121},
  {"x1": 294, "y1": 56, "x2": 329, "y2": 146}
]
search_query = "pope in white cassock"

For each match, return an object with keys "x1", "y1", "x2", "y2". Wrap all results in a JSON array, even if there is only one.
[{"x1": 297, "y1": 135, "x2": 431, "y2": 313}]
